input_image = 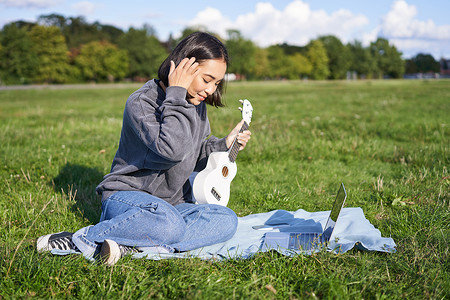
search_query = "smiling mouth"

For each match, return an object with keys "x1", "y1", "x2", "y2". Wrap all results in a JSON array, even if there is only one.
[
  {"x1": 187, "y1": 93, "x2": 206, "y2": 104},
  {"x1": 197, "y1": 94, "x2": 207, "y2": 101}
]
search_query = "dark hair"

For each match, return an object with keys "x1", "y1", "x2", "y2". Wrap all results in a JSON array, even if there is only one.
[{"x1": 158, "y1": 32, "x2": 229, "y2": 107}]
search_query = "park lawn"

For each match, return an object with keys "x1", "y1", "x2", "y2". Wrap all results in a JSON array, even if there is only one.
[{"x1": 0, "y1": 79, "x2": 448, "y2": 299}]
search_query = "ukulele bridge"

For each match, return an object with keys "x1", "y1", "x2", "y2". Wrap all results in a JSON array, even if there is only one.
[{"x1": 211, "y1": 187, "x2": 221, "y2": 202}]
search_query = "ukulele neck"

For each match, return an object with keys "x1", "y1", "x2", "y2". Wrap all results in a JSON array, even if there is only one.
[{"x1": 228, "y1": 121, "x2": 249, "y2": 163}]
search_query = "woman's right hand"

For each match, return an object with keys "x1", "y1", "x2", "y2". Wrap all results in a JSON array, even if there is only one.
[{"x1": 168, "y1": 57, "x2": 199, "y2": 90}]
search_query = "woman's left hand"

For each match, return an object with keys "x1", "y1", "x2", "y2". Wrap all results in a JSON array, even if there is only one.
[{"x1": 226, "y1": 120, "x2": 252, "y2": 150}]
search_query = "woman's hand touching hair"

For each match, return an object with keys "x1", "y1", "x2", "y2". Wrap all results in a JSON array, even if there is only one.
[{"x1": 168, "y1": 57, "x2": 200, "y2": 90}]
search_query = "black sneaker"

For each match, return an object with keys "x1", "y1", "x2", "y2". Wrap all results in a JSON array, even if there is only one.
[
  {"x1": 99, "y1": 239, "x2": 140, "y2": 266},
  {"x1": 36, "y1": 231, "x2": 79, "y2": 252}
]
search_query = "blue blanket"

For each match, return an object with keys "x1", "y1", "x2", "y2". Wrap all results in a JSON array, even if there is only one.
[{"x1": 134, "y1": 207, "x2": 396, "y2": 260}]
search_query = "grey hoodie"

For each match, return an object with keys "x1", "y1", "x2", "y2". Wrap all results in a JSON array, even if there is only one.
[{"x1": 96, "y1": 79, "x2": 228, "y2": 206}]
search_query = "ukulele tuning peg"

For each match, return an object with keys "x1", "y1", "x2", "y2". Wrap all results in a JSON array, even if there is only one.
[
  {"x1": 239, "y1": 99, "x2": 244, "y2": 104},
  {"x1": 238, "y1": 107, "x2": 243, "y2": 112}
]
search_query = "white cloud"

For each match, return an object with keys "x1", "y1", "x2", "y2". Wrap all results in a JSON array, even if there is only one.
[
  {"x1": 390, "y1": 38, "x2": 450, "y2": 59},
  {"x1": 376, "y1": 0, "x2": 450, "y2": 57},
  {"x1": 186, "y1": 0, "x2": 450, "y2": 58},
  {"x1": 72, "y1": 1, "x2": 96, "y2": 16},
  {"x1": 0, "y1": 0, "x2": 60, "y2": 8},
  {"x1": 380, "y1": 0, "x2": 450, "y2": 40},
  {"x1": 188, "y1": 0, "x2": 369, "y2": 47},
  {"x1": 188, "y1": 7, "x2": 234, "y2": 37}
]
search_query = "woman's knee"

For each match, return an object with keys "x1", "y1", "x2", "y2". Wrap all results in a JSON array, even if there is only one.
[
  {"x1": 209, "y1": 205, "x2": 238, "y2": 238},
  {"x1": 137, "y1": 200, "x2": 187, "y2": 244},
  {"x1": 102, "y1": 191, "x2": 187, "y2": 244}
]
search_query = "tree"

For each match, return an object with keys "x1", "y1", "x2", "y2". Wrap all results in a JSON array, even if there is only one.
[
  {"x1": 370, "y1": 38, "x2": 405, "y2": 78},
  {"x1": 347, "y1": 40, "x2": 378, "y2": 78},
  {"x1": 318, "y1": 35, "x2": 351, "y2": 79},
  {"x1": 0, "y1": 23, "x2": 38, "y2": 84},
  {"x1": 118, "y1": 27, "x2": 167, "y2": 80},
  {"x1": 289, "y1": 53, "x2": 312, "y2": 78},
  {"x1": 38, "y1": 15, "x2": 91, "y2": 49},
  {"x1": 225, "y1": 30, "x2": 256, "y2": 78},
  {"x1": 264, "y1": 45, "x2": 310, "y2": 79},
  {"x1": 411, "y1": 53, "x2": 440, "y2": 73},
  {"x1": 74, "y1": 40, "x2": 129, "y2": 82},
  {"x1": 37, "y1": 13, "x2": 66, "y2": 28},
  {"x1": 306, "y1": 39, "x2": 329, "y2": 80},
  {"x1": 278, "y1": 43, "x2": 306, "y2": 56},
  {"x1": 264, "y1": 43, "x2": 311, "y2": 79},
  {"x1": 266, "y1": 45, "x2": 292, "y2": 79},
  {"x1": 405, "y1": 58, "x2": 417, "y2": 74},
  {"x1": 38, "y1": 14, "x2": 125, "y2": 50},
  {"x1": 251, "y1": 47, "x2": 270, "y2": 79},
  {"x1": 98, "y1": 23, "x2": 124, "y2": 45},
  {"x1": 28, "y1": 25, "x2": 72, "y2": 83},
  {"x1": 8, "y1": 20, "x2": 36, "y2": 30}
]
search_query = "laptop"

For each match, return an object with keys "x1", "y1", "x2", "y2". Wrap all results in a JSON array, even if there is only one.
[{"x1": 260, "y1": 183, "x2": 347, "y2": 252}]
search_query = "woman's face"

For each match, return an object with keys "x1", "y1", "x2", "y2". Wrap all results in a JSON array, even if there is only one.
[{"x1": 187, "y1": 59, "x2": 227, "y2": 106}]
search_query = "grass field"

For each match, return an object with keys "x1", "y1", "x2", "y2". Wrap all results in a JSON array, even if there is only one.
[{"x1": 0, "y1": 79, "x2": 448, "y2": 299}]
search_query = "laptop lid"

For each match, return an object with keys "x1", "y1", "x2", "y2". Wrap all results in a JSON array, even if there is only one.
[{"x1": 322, "y1": 183, "x2": 347, "y2": 241}]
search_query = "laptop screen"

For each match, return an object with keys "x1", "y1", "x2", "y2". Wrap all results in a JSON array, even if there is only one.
[{"x1": 322, "y1": 183, "x2": 347, "y2": 241}]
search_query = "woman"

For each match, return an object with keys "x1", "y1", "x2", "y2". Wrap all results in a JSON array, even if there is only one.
[{"x1": 37, "y1": 32, "x2": 251, "y2": 266}]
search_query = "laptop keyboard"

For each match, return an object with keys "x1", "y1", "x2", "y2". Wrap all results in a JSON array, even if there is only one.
[{"x1": 288, "y1": 233, "x2": 323, "y2": 251}]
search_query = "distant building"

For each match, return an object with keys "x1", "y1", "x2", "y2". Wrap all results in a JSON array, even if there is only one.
[{"x1": 440, "y1": 58, "x2": 450, "y2": 77}]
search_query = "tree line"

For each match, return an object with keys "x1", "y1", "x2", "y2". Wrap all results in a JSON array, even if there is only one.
[{"x1": 0, "y1": 14, "x2": 442, "y2": 85}]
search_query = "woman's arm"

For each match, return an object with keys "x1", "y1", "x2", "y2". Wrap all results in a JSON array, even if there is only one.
[{"x1": 194, "y1": 120, "x2": 252, "y2": 172}]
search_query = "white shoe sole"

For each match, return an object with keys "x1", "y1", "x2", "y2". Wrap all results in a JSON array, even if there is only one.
[
  {"x1": 36, "y1": 234, "x2": 52, "y2": 253},
  {"x1": 100, "y1": 239, "x2": 121, "y2": 266}
]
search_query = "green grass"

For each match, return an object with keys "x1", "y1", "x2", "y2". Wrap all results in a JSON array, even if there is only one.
[{"x1": 1, "y1": 80, "x2": 449, "y2": 299}]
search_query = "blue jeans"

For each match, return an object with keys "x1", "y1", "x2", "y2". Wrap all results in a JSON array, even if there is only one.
[{"x1": 72, "y1": 191, "x2": 238, "y2": 258}]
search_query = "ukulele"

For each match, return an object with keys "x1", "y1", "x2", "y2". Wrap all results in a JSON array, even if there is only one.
[{"x1": 193, "y1": 99, "x2": 253, "y2": 206}]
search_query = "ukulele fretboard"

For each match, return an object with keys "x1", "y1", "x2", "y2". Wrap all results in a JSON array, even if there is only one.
[{"x1": 228, "y1": 121, "x2": 249, "y2": 163}]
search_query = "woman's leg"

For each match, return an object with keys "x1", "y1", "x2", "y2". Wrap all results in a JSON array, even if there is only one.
[
  {"x1": 169, "y1": 203, "x2": 238, "y2": 252},
  {"x1": 72, "y1": 191, "x2": 186, "y2": 258}
]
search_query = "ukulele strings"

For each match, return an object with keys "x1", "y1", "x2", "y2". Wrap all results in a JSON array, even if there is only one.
[{"x1": 229, "y1": 121, "x2": 249, "y2": 163}]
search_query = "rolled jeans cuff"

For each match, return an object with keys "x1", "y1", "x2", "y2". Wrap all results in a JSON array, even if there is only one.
[{"x1": 72, "y1": 225, "x2": 98, "y2": 260}]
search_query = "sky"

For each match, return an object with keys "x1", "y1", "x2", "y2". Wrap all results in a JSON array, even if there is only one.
[{"x1": 0, "y1": 0, "x2": 449, "y2": 59}]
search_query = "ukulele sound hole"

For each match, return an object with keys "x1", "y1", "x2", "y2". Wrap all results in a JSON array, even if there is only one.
[{"x1": 222, "y1": 166, "x2": 229, "y2": 177}]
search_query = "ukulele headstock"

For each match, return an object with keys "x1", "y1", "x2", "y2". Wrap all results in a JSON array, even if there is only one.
[{"x1": 239, "y1": 99, "x2": 253, "y2": 125}]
